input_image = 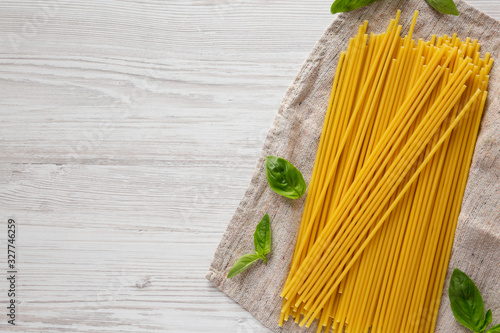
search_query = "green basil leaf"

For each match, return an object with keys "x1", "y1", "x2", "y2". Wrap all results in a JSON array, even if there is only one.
[
  {"x1": 254, "y1": 214, "x2": 271, "y2": 262},
  {"x1": 265, "y1": 156, "x2": 306, "y2": 199},
  {"x1": 227, "y1": 253, "x2": 261, "y2": 278},
  {"x1": 331, "y1": 0, "x2": 379, "y2": 14},
  {"x1": 449, "y1": 268, "x2": 485, "y2": 331},
  {"x1": 425, "y1": 0, "x2": 459, "y2": 16},
  {"x1": 480, "y1": 309, "x2": 493, "y2": 332},
  {"x1": 486, "y1": 324, "x2": 500, "y2": 333}
]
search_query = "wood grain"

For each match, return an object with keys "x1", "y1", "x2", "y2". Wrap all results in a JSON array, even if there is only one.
[{"x1": 0, "y1": 1, "x2": 498, "y2": 332}]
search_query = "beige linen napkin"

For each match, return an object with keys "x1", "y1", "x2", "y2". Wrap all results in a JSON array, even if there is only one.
[{"x1": 206, "y1": 0, "x2": 500, "y2": 331}]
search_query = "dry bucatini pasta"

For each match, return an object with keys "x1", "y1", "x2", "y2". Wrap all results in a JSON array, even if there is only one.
[{"x1": 279, "y1": 10, "x2": 493, "y2": 333}]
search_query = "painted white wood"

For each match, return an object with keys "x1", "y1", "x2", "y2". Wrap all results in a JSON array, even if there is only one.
[{"x1": 0, "y1": 1, "x2": 498, "y2": 332}]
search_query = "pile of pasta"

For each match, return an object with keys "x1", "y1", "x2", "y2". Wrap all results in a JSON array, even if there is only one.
[{"x1": 279, "y1": 10, "x2": 493, "y2": 333}]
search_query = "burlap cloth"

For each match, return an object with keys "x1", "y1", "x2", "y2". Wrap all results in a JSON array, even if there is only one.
[{"x1": 206, "y1": 0, "x2": 500, "y2": 331}]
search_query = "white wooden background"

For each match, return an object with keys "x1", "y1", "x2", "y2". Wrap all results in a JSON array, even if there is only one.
[{"x1": 0, "y1": 1, "x2": 498, "y2": 332}]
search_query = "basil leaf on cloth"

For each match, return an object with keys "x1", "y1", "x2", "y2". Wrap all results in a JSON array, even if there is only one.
[
  {"x1": 227, "y1": 254, "x2": 261, "y2": 278},
  {"x1": 487, "y1": 324, "x2": 500, "y2": 333},
  {"x1": 425, "y1": 0, "x2": 459, "y2": 16},
  {"x1": 449, "y1": 268, "x2": 486, "y2": 332},
  {"x1": 265, "y1": 156, "x2": 306, "y2": 199},
  {"x1": 480, "y1": 309, "x2": 493, "y2": 332},
  {"x1": 254, "y1": 214, "x2": 271, "y2": 263}
]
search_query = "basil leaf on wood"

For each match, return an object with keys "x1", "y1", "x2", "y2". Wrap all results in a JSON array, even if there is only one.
[
  {"x1": 487, "y1": 324, "x2": 500, "y2": 333},
  {"x1": 254, "y1": 214, "x2": 271, "y2": 263},
  {"x1": 331, "y1": 0, "x2": 379, "y2": 14},
  {"x1": 425, "y1": 0, "x2": 459, "y2": 16},
  {"x1": 227, "y1": 253, "x2": 261, "y2": 278},
  {"x1": 449, "y1": 268, "x2": 486, "y2": 331},
  {"x1": 265, "y1": 156, "x2": 306, "y2": 199}
]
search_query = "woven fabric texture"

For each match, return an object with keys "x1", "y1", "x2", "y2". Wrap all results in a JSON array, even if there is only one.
[{"x1": 206, "y1": 0, "x2": 500, "y2": 331}]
